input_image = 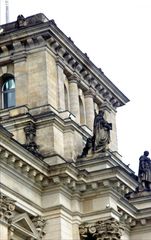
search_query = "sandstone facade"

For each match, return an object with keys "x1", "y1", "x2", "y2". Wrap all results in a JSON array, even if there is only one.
[{"x1": 0, "y1": 13, "x2": 150, "y2": 240}]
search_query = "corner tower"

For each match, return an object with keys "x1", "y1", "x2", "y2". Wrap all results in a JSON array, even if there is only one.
[
  {"x1": 0, "y1": 13, "x2": 128, "y2": 163},
  {"x1": 1, "y1": 14, "x2": 149, "y2": 240}
]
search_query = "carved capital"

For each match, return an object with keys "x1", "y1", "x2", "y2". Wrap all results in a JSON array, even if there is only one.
[
  {"x1": 79, "y1": 218, "x2": 124, "y2": 240},
  {"x1": 0, "y1": 193, "x2": 16, "y2": 223},
  {"x1": 100, "y1": 100, "x2": 113, "y2": 113},
  {"x1": 56, "y1": 57, "x2": 65, "y2": 69},
  {"x1": 68, "y1": 74, "x2": 80, "y2": 84},
  {"x1": 84, "y1": 88, "x2": 95, "y2": 98},
  {"x1": 32, "y1": 216, "x2": 46, "y2": 239}
]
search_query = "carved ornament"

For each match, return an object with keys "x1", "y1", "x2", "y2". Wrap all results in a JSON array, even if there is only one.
[
  {"x1": 32, "y1": 216, "x2": 46, "y2": 239},
  {"x1": 79, "y1": 218, "x2": 124, "y2": 240},
  {"x1": 0, "y1": 193, "x2": 15, "y2": 223}
]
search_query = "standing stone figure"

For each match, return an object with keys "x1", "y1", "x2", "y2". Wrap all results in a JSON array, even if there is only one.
[
  {"x1": 138, "y1": 151, "x2": 151, "y2": 191},
  {"x1": 92, "y1": 110, "x2": 112, "y2": 152}
]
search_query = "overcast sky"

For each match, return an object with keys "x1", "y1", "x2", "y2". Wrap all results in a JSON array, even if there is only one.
[{"x1": 1, "y1": 0, "x2": 151, "y2": 174}]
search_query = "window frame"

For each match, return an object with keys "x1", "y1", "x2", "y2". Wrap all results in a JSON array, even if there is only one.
[{"x1": 1, "y1": 73, "x2": 16, "y2": 109}]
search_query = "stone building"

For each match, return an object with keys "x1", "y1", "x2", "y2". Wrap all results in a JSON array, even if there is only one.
[{"x1": 0, "y1": 13, "x2": 151, "y2": 240}]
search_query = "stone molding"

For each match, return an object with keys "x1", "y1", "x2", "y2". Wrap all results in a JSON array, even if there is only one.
[
  {"x1": 0, "y1": 146, "x2": 46, "y2": 185},
  {"x1": 8, "y1": 212, "x2": 46, "y2": 240},
  {"x1": 0, "y1": 193, "x2": 16, "y2": 224},
  {"x1": 118, "y1": 206, "x2": 151, "y2": 228},
  {"x1": 79, "y1": 218, "x2": 124, "y2": 240},
  {"x1": 0, "y1": 143, "x2": 136, "y2": 194},
  {"x1": 118, "y1": 207, "x2": 135, "y2": 227}
]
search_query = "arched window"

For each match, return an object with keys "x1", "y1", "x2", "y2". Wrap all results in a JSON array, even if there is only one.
[{"x1": 2, "y1": 74, "x2": 15, "y2": 109}]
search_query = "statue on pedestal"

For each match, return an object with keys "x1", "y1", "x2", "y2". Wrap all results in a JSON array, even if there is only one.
[
  {"x1": 93, "y1": 110, "x2": 112, "y2": 152},
  {"x1": 80, "y1": 110, "x2": 112, "y2": 158},
  {"x1": 138, "y1": 151, "x2": 151, "y2": 191}
]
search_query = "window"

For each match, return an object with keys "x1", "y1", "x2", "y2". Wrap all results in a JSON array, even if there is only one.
[{"x1": 1, "y1": 74, "x2": 15, "y2": 109}]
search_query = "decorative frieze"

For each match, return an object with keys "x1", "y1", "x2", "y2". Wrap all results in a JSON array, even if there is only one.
[
  {"x1": 79, "y1": 218, "x2": 124, "y2": 240},
  {"x1": 0, "y1": 193, "x2": 16, "y2": 223}
]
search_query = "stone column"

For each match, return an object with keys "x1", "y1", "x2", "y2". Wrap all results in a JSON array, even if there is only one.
[
  {"x1": 68, "y1": 74, "x2": 80, "y2": 123},
  {"x1": 0, "y1": 193, "x2": 16, "y2": 240},
  {"x1": 84, "y1": 88, "x2": 95, "y2": 131},
  {"x1": 56, "y1": 58, "x2": 65, "y2": 111}
]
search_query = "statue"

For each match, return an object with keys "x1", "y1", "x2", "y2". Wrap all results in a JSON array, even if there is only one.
[
  {"x1": 24, "y1": 122, "x2": 42, "y2": 158},
  {"x1": 16, "y1": 15, "x2": 27, "y2": 28},
  {"x1": 138, "y1": 151, "x2": 151, "y2": 191},
  {"x1": 92, "y1": 110, "x2": 112, "y2": 152},
  {"x1": 80, "y1": 110, "x2": 112, "y2": 158}
]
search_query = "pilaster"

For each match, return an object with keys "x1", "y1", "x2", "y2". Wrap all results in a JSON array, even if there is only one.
[
  {"x1": 56, "y1": 58, "x2": 66, "y2": 111},
  {"x1": 13, "y1": 55, "x2": 28, "y2": 106}
]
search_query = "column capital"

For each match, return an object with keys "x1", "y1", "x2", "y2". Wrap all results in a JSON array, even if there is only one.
[
  {"x1": 0, "y1": 193, "x2": 16, "y2": 224},
  {"x1": 56, "y1": 57, "x2": 65, "y2": 69},
  {"x1": 79, "y1": 218, "x2": 124, "y2": 240},
  {"x1": 68, "y1": 73, "x2": 80, "y2": 83},
  {"x1": 84, "y1": 87, "x2": 95, "y2": 98}
]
